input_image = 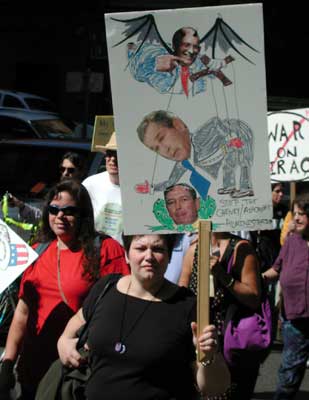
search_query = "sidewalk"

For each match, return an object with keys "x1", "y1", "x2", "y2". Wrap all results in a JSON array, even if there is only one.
[{"x1": 253, "y1": 341, "x2": 309, "y2": 400}]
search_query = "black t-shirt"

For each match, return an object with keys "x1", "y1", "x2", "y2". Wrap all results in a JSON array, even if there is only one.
[{"x1": 83, "y1": 277, "x2": 197, "y2": 400}]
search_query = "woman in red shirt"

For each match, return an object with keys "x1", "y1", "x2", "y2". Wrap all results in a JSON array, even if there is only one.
[{"x1": 0, "y1": 179, "x2": 129, "y2": 399}]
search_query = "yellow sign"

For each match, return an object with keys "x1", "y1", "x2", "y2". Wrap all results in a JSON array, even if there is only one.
[{"x1": 91, "y1": 115, "x2": 114, "y2": 152}]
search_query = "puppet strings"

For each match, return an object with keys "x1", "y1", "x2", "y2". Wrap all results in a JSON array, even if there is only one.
[
  {"x1": 166, "y1": 80, "x2": 177, "y2": 112},
  {"x1": 210, "y1": 78, "x2": 219, "y2": 118},
  {"x1": 230, "y1": 62, "x2": 243, "y2": 134},
  {"x1": 150, "y1": 81, "x2": 177, "y2": 191},
  {"x1": 150, "y1": 152, "x2": 159, "y2": 193}
]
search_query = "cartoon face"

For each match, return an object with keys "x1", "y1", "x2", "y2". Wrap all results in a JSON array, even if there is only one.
[
  {"x1": 143, "y1": 118, "x2": 191, "y2": 161},
  {"x1": 174, "y1": 28, "x2": 201, "y2": 66},
  {"x1": 165, "y1": 185, "x2": 199, "y2": 225}
]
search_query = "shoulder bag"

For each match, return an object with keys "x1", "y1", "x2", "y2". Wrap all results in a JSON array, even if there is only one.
[
  {"x1": 35, "y1": 274, "x2": 121, "y2": 400},
  {"x1": 223, "y1": 239, "x2": 272, "y2": 366}
]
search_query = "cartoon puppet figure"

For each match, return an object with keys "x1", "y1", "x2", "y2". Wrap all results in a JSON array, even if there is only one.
[
  {"x1": 111, "y1": 15, "x2": 258, "y2": 97},
  {"x1": 135, "y1": 110, "x2": 254, "y2": 199}
]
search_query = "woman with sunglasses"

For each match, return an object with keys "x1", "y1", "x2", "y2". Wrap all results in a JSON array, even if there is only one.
[
  {"x1": 0, "y1": 180, "x2": 129, "y2": 400},
  {"x1": 7, "y1": 151, "x2": 86, "y2": 225}
]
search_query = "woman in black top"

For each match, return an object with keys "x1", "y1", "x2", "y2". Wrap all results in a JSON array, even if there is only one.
[{"x1": 57, "y1": 233, "x2": 230, "y2": 400}]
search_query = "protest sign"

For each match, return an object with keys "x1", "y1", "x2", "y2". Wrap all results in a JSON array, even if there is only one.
[
  {"x1": 268, "y1": 108, "x2": 309, "y2": 182},
  {"x1": 105, "y1": 4, "x2": 272, "y2": 234},
  {"x1": 0, "y1": 219, "x2": 38, "y2": 294},
  {"x1": 91, "y1": 116, "x2": 115, "y2": 152}
]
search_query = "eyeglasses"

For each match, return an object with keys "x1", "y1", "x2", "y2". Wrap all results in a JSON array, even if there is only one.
[
  {"x1": 59, "y1": 166, "x2": 76, "y2": 174},
  {"x1": 48, "y1": 204, "x2": 79, "y2": 216}
]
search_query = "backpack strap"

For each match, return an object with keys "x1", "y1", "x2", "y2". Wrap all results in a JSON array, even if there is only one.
[
  {"x1": 220, "y1": 236, "x2": 241, "y2": 271},
  {"x1": 227, "y1": 240, "x2": 249, "y2": 274},
  {"x1": 77, "y1": 273, "x2": 121, "y2": 349},
  {"x1": 35, "y1": 241, "x2": 52, "y2": 257}
]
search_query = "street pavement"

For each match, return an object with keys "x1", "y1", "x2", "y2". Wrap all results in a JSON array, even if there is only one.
[
  {"x1": 253, "y1": 341, "x2": 309, "y2": 399},
  {"x1": 2, "y1": 342, "x2": 309, "y2": 399}
]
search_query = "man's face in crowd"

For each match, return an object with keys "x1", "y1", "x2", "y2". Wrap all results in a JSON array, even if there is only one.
[
  {"x1": 165, "y1": 185, "x2": 199, "y2": 225},
  {"x1": 143, "y1": 117, "x2": 191, "y2": 161},
  {"x1": 293, "y1": 204, "x2": 309, "y2": 234},
  {"x1": 105, "y1": 150, "x2": 119, "y2": 176},
  {"x1": 60, "y1": 159, "x2": 79, "y2": 181},
  {"x1": 175, "y1": 29, "x2": 201, "y2": 66},
  {"x1": 272, "y1": 184, "x2": 284, "y2": 206}
]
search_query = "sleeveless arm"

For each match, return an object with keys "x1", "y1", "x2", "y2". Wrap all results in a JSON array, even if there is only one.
[{"x1": 178, "y1": 243, "x2": 197, "y2": 287}]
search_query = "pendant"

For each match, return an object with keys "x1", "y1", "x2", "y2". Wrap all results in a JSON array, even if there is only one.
[{"x1": 114, "y1": 342, "x2": 126, "y2": 354}]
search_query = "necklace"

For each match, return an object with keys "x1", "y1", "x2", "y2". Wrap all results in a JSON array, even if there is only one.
[
  {"x1": 114, "y1": 280, "x2": 162, "y2": 354},
  {"x1": 57, "y1": 244, "x2": 69, "y2": 306}
]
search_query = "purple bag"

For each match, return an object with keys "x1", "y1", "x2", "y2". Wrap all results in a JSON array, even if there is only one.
[{"x1": 223, "y1": 250, "x2": 272, "y2": 366}]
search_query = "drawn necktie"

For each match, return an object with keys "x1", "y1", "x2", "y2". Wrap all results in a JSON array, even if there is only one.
[
  {"x1": 180, "y1": 66, "x2": 190, "y2": 97},
  {"x1": 181, "y1": 160, "x2": 210, "y2": 200}
]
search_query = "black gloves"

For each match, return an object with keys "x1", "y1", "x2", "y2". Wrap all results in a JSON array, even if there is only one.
[
  {"x1": 0, "y1": 359, "x2": 15, "y2": 398},
  {"x1": 211, "y1": 262, "x2": 235, "y2": 289}
]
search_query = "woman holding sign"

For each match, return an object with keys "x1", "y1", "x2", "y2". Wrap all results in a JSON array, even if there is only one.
[{"x1": 57, "y1": 233, "x2": 230, "y2": 400}]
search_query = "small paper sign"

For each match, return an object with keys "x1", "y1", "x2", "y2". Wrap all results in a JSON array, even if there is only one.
[{"x1": 91, "y1": 115, "x2": 115, "y2": 152}]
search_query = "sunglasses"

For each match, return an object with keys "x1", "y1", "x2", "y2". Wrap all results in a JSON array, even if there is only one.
[
  {"x1": 48, "y1": 204, "x2": 79, "y2": 216},
  {"x1": 59, "y1": 166, "x2": 76, "y2": 174}
]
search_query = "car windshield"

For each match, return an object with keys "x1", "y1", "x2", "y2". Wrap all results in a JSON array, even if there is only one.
[
  {"x1": 32, "y1": 119, "x2": 75, "y2": 138},
  {"x1": 24, "y1": 97, "x2": 57, "y2": 113}
]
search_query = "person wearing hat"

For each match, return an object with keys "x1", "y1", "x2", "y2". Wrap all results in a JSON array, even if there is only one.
[{"x1": 82, "y1": 131, "x2": 123, "y2": 244}]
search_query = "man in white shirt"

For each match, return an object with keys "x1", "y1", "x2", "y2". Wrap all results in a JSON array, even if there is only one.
[{"x1": 82, "y1": 132, "x2": 123, "y2": 244}]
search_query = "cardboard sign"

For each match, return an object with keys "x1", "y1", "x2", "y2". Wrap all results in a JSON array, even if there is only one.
[
  {"x1": 105, "y1": 4, "x2": 272, "y2": 234},
  {"x1": 0, "y1": 219, "x2": 38, "y2": 294},
  {"x1": 91, "y1": 116, "x2": 115, "y2": 152}
]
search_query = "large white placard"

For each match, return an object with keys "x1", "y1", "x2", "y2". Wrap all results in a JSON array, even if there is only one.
[
  {"x1": 105, "y1": 3, "x2": 272, "y2": 234},
  {"x1": 0, "y1": 219, "x2": 38, "y2": 294},
  {"x1": 268, "y1": 108, "x2": 309, "y2": 182}
]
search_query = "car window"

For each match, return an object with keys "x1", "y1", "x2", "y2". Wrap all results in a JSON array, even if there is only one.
[
  {"x1": 0, "y1": 116, "x2": 37, "y2": 139},
  {"x1": 24, "y1": 98, "x2": 57, "y2": 113},
  {"x1": 2, "y1": 94, "x2": 26, "y2": 109},
  {"x1": 31, "y1": 119, "x2": 74, "y2": 137},
  {"x1": 0, "y1": 144, "x2": 102, "y2": 197}
]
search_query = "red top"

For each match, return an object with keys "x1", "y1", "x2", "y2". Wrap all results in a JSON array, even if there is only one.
[{"x1": 19, "y1": 238, "x2": 130, "y2": 333}]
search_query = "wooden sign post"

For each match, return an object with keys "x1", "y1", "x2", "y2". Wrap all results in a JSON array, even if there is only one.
[
  {"x1": 197, "y1": 219, "x2": 211, "y2": 362},
  {"x1": 290, "y1": 182, "x2": 296, "y2": 208}
]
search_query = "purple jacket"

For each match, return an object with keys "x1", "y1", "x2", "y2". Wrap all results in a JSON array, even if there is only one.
[{"x1": 273, "y1": 233, "x2": 309, "y2": 320}]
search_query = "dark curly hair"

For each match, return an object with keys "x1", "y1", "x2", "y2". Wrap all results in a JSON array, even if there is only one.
[{"x1": 36, "y1": 179, "x2": 102, "y2": 281}]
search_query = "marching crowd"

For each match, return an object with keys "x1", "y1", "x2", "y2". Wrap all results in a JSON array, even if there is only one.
[{"x1": 0, "y1": 132, "x2": 308, "y2": 400}]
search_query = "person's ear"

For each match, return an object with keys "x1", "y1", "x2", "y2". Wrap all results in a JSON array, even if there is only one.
[
  {"x1": 125, "y1": 251, "x2": 130, "y2": 264},
  {"x1": 173, "y1": 117, "x2": 188, "y2": 134}
]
